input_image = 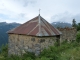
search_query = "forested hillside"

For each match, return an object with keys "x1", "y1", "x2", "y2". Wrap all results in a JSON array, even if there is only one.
[{"x1": 0, "y1": 22, "x2": 20, "y2": 46}]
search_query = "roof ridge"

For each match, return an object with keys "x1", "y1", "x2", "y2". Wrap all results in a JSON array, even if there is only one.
[{"x1": 38, "y1": 14, "x2": 42, "y2": 36}]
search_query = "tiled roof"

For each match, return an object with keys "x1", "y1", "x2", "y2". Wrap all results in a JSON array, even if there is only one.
[{"x1": 8, "y1": 14, "x2": 62, "y2": 36}]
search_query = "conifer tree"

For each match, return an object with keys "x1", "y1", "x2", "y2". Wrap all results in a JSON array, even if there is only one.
[{"x1": 72, "y1": 19, "x2": 77, "y2": 28}]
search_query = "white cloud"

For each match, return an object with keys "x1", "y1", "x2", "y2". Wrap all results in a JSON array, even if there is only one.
[
  {"x1": 51, "y1": 12, "x2": 73, "y2": 23},
  {"x1": 0, "y1": 0, "x2": 80, "y2": 23}
]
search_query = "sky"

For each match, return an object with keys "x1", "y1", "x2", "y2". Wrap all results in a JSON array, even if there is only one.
[{"x1": 0, "y1": 0, "x2": 80, "y2": 24}]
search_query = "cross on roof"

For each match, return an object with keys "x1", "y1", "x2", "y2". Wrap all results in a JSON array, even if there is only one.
[{"x1": 39, "y1": 9, "x2": 41, "y2": 14}]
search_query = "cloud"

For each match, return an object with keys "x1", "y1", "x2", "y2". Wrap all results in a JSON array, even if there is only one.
[
  {"x1": 74, "y1": 14, "x2": 80, "y2": 23},
  {"x1": 0, "y1": 0, "x2": 80, "y2": 23},
  {"x1": 51, "y1": 12, "x2": 80, "y2": 24}
]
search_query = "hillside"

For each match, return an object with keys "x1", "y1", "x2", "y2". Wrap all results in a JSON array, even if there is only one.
[{"x1": 0, "y1": 22, "x2": 20, "y2": 46}]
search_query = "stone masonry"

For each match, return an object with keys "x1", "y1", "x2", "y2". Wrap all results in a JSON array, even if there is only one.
[
  {"x1": 8, "y1": 34, "x2": 57, "y2": 56},
  {"x1": 8, "y1": 28, "x2": 77, "y2": 56},
  {"x1": 58, "y1": 28, "x2": 77, "y2": 42}
]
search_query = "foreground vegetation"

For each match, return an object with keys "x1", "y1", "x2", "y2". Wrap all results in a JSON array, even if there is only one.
[
  {"x1": 0, "y1": 31, "x2": 80, "y2": 60},
  {"x1": 0, "y1": 42, "x2": 80, "y2": 60}
]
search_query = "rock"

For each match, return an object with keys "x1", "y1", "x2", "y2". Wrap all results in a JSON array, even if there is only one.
[
  {"x1": 27, "y1": 49, "x2": 33, "y2": 52},
  {"x1": 35, "y1": 44, "x2": 41, "y2": 47},
  {"x1": 22, "y1": 50, "x2": 26, "y2": 53},
  {"x1": 35, "y1": 51, "x2": 40, "y2": 56},
  {"x1": 35, "y1": 47, "x2": 41, "y2": 51},
  {"x1": 24, "y1": 46, "x2": 28, "y2": 50}
]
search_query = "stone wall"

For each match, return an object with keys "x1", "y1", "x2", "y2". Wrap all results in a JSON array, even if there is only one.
[
  {"x1": 58, "y1": 28, "x2": 77, "y2": 42},
  {"x1": 8, "y1": 34, "x2": 57, "y2": 56}
]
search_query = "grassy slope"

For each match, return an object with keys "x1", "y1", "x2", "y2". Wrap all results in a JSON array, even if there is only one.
[{"x1": 60, "y1": 46, "x2": 80, "y2": 60}]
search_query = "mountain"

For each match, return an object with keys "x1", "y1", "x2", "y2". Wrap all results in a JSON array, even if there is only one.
[
  {"x1": 0, "y1": 22, "x2": 20, "y2": 46},
  {"x1": 51, "y1": 22, "x2": 72, "y2": 28}
]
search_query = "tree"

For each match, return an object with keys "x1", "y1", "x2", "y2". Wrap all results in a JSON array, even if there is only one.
[
  {"x1": 72, "y1": 19, "x2": 77, "y2": 28},
  {"x1": 77, "y1": 23, "x2": 80, "y2": 31}
]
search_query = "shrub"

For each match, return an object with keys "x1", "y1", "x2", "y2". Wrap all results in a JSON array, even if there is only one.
[{"x1": 76, "y1": 31, "x2": 80, "y2": 43}]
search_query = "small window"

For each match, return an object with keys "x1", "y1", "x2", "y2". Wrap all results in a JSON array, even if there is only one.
[
  {"x1": 39, "y1": 39, "x2": 45, "y2": 43},
  {"x1": 31, "y1": 38, "x2": 35, "y2": 42}
]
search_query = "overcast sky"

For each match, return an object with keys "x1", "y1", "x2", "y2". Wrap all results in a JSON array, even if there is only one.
[{"x1": 0, "y1": 0, "x2": 80, "y2": 24}]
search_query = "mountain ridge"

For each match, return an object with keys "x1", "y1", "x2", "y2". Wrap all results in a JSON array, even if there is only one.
[{"x1": 51, "y1": 22, "x2": 72, "y2": 28}]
